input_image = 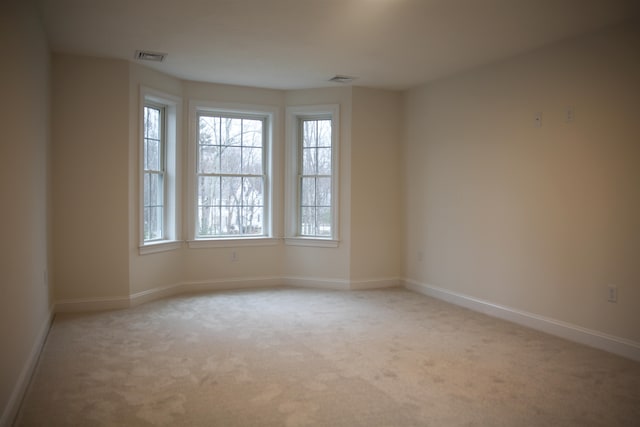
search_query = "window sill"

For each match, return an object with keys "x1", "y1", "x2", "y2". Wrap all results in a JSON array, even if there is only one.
[
  {"x1": 284, "y1": 237, "x2": 340, "y2": 248},
  {"x1": 188, "y1": 237, "x2": 280, "y2": 249},
  {"x1": 139, "y1": 240, "x2": 183, "y2": 255}
]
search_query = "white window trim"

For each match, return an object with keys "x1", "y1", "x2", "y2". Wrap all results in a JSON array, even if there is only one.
[
  {"x1": 284, "y1": 237, "x2": 339, "y2": 248},
  {"x1": 285, "y1": 104, "x2": 340, "y2": 247},
  {"x1": 187, "y1": 100, "x2": 280, "y2": 249},
  {"x1": 139, "y1": 240, "x2": 183, "y2": 255},
  {"x1": 139, "y1": 87, "x2": 182, "y2": 255},
  {"x1": 188, "y1": 238, "x2": 280, "y2": 249}
]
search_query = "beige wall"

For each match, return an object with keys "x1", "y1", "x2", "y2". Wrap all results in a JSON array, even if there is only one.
[
  {"x1": 350, "y1": 87, "x2": 403, "y2": 281},
  {"x1": 183, "y1": 81, "x2": 285, "y2": 106},
  {"x1": 0, "y1": 0, "x2": 52, "y2": 423},
  {"x1": 403, "y1": 23, "x2": 640, "y2": 342},
  {"x1": 52, "y1": 54, "x2": 130, "y2": 301}
]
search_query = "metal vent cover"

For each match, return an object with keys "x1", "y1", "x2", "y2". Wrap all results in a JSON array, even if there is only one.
[
  {"x1": 329, "y1": 75, "x2": 357, "y2": 84},
  {"x1": 135, "y1": 50, "x2": 167, "y2": 62}
]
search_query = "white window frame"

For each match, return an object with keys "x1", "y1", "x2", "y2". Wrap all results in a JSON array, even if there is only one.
[
  {"x1": 139, "y1": 87, "x2": 182, "y2": 255},
  {"x1": 187, "y1": 100, "x2": 279, "y2": 248},
  {"x1": 285, "y1": 104, "x2": 340, "y2": 247}
]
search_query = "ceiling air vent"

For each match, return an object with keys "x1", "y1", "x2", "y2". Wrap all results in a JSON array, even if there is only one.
[
  {"x1": 135, "y1": 50, "x2": 167, "y2": 62},
  {"x1": 329, "y1": 75, "x2": 357, "y2": 84}
]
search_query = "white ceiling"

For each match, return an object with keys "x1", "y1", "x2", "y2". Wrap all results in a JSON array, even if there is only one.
[{"x1": 38, "y1": 0, "x2": 639, "y2": 90}]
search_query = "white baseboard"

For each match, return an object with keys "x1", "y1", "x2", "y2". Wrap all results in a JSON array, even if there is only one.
[
  {"x1": 129, "y1": 283, "x2": 183, "y2": 307},
  {"x1": 54, "y1": 275, "x2": 401, "y2": 313},
  {"x1": 129, "y1": 277, "x2": 284, "y2": 307},
  {"x1": 181, "y1": 276, "x2": 284, "y2": 294},
  {"x1": 282, "y1": 276, "x2": 351, "y2": 290},
  {"x1": 129, "y1": 276, "x2": 399, "y2": 307},
  {"x1": 404, "y1": 279, "x2": 640, "y2": 362},
  {"x1": 1, "y1": 307, "x2": 54, "y2": 427},
  {"x1": 54, "y1": 296, "x2": 130, "y2": 313},
  {"x1": 350, "y1": 277, "x2": 401, "y2": 290}
]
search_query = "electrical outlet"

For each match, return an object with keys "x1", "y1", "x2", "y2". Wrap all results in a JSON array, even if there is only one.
[
  {"x1": 534, "y1": 112, "x2": 542, "y2": 128},
  {"x1": 417, "y1": 251, "x2": 424, "y2": 262},
  {"x1": 607, "y1": 285, "x2": 617, "y2": 303},
  {"x1": 231, "y1": 249, "x2": 238, "y2": 263},
  {"x1": 565, "y1": 106, "x2": 575, "y2": 123}
]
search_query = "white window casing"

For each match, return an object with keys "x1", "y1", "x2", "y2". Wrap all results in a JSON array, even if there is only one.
[
  {"x1": 285, "y1": 104, "x2": 340, "y2": 247},
  {"x1": 139, "y1": 87, "x2": 182, "y2": 255},
  {"x1": 187, "y1": 100, "x2": 279, "y2": 248}
]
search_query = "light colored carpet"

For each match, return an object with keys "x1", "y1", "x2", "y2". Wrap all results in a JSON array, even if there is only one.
[{"x1": 16, "y1": 287, "x2": 640, "y2": 426}]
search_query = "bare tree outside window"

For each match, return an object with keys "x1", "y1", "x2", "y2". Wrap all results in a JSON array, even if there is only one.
[
  {"x1": 197, "y1": 113, "x2": 265, "y2": 237},
  {"x1": 143, "y1": 105, "x2": 165, "y2": 241},
  {"x1": 299, "y1": 118, "x2": 332, "y2": 237}
]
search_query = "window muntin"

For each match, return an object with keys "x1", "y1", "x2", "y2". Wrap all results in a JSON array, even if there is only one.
[
  {"x1": 143, "y1": 104, "x2": 165, "y2": 241},
  {"x1": 284, "y1": 104, "x2": 339, "y2": 246},
  {"x1": 299, "y1": 118, "x2": 333, "y2": 237},
  {"x1": 196, "y1": 113, "x2": 266, "y2": 238}
]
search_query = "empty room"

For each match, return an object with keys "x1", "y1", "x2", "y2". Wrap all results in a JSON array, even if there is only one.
[{"x1": 1, "y1": 0, "x2": 639, "y2": 425}]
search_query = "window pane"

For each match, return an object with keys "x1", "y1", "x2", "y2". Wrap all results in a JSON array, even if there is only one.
[
  {"x1": 144, "y1": 206, "x2": 151, "y2": 239},
  {"x1": 301, "y1": 177, "x2": 316, "y2": 207},
  {"x1": 295, "y1": 115, "x2": 334, "y2": 239},
  {"x1": 143, "y1": 173, "x2": 150, "y2": 206},
  {"x1": 148, "y1": 173, "x2": 163, "y2": 206},
  {"x1": 303, "y1": 120, "x2": 317, "y2": 147},
  {"x1": 199, "y1": 146, "x2": 220, "y2": 173},
  {"x1": 242, "y1": 207, "x2": 263, "y2": 235},
  {"x1": 243, "y1": 119, "x2": 263, "y2": 147},
  {"x1": 222, "y1": 118, "x2": 242, "y2": 146},
  {"x1": 153, "y1": 206, "x2": 164, "y2": 239},
  {"x1": 317, "y1": 147, "x2": 331, "y2": 175},
  {"x1": 145, "y1": 206, "x2": 163, "y2": 240},
  {"x1": 221, "y1": 205, "x2": 242, "y2": 235},
  {"x1": 198, "y1": 176, "x2": 220, "y2": 206},
  {"x1": 317, "y1": 120, "x2": 331, "y2": 147},
  {"x1": 221, "y1": 176, "x2": 242, "y2": 206},
  {"x1": 242, "y1": 177, "x2": 263, "y2": 207},
  {"x1": 144, "y1": 107, "x2": 161, "y2": 140},
  {"x1": 144, "y1": 206, "x2": 150, "y2": 239},
  {"x1": 145, "y1": 139, "x2": 161, "y2": 171},
  {"x1": 302, "y1": 148, "x2": 316, "y2": 175},
  {"x1": 316, "y1": 177, "x2": 331, "y2": 207},
  {"x1": 300, "y1": 207, "x2": 316, "y2": 236},
  {"x1": 220, "y1": 146, "x2": 241, "y2": 174},
  {"x1": 143, "y1": 104, "x2": 166, "y2": 243},
  {"x1": 242, "y1": 147, "x2": 263, "y2": 174},
  {"x1": 195, "y1": 112, "x2": 268, "y2": 238},
  {"x1": 317, "y1": 207, "x2": 332, "y2": 237},
  {"x1": 198, "y1": 206, "x2": 221, "y2": 236},
  {"x1": 199, "y1": 116, "x2": 219, "y2": 145}
]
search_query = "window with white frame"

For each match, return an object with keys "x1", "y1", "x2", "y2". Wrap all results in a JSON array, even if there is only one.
[
  {"x1": 299, "y1": 117, "x2": 332, "y2": 237},
  {"x1": 143, "y1": 103, "x2": 165, "y2": 241},
  {"x1": 286, "y1": 105, "x2": 339, "y2": 245},
  {"x1": 140, "y1": 88, "x2": 181, "y2": 253},
  {"x1": 195, "y1": 112, "x2": 268, "y2": 238}
]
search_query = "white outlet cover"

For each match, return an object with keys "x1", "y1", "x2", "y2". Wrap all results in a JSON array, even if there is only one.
[
  {"x1": 534, "y1": 112, "x2": 542, "y2": 128},
  {"x1": 565, "y1": 106, "x2": 575, "y2": 123}
]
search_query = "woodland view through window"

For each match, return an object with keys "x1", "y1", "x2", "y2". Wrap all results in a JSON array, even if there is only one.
[
  {"x1": 143, "y1": 104, "x2": 165, "y2": 241},
  {"x1": 299, "y1": 118, "x2": 333, "y2": 237},
  {"x1": 196, "y1": 113, "x2": 266, "y2": 237}
]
